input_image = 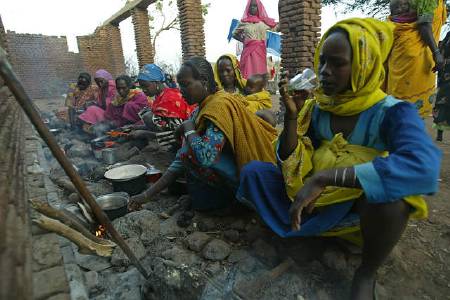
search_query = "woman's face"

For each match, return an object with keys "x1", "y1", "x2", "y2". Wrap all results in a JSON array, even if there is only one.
[
  {"x1": 116, "y1": 79, "x2": 130, "y2": 98},
  {"x1": 95, "y1": 78, "x2": 108, "y2": 89},
  {"x1": 77, "y1": 76, "x2": 90, "y2": 90},
  {"x1": 249, "y1": 0, "x2": 258, "y2": 16},
  {"x1": 217, "y1": 58, "x2": 236, "y2": 88},
  {"x1": 177, "y1": 66, "x2": 208, "y2": 105},
  {"x1": 139, "y1": 80, "x2": 160, "y2": 97},
  {"x1": 318, "y1": 31, "x2": 352, "y2": 96}
]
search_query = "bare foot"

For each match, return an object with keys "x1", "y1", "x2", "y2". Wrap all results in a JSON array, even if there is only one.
[{"x1": 351, "y1": 268, "x2": 376, "y2": 300}]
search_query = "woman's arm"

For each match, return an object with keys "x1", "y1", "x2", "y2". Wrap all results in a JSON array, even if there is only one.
[
  {"x1": 417, "y1": 22, "x2": 444, "y2": 71},
  {"x1": 181, "y1": 120, "x2": 226, "y2": 168}
]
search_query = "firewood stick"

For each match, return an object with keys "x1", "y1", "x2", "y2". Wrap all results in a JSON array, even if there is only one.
[
  {"x1": 30, "y1": 199, "x2": 108, "y2": 245},
  {"x1": 32, "y1": 214, "x2": 116, "y2": 257},
  {"x1": 0, "y1": 47, "x2": 149, "y2": 279}
]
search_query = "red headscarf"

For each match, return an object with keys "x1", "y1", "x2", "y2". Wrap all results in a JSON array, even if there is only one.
[
  {"x1": 152, "y1": 88, "x2": 195, "y2": 120},
  {"x1": 241, "y1": 0, "x2": 277, "y2": 28}
]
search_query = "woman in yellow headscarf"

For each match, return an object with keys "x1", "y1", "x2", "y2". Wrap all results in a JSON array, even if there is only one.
[
  {"x1": 214, "y1": 54, "x2": 272, "y2": 113},
  {"x1": 386, "y1": 0, "x2": 447, "y2": 117},
  {"x1": 238, "y1": 18, "x2": 441, "y2": 299}
]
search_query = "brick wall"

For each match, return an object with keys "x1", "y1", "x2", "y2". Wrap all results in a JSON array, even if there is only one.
[
  {"x1": 77, "y1": 25, "x2": 126, "y2": 78},
  {"x1": 278, "y1": 0, "x2": 321, "y2": 77},
  {"x1": 0, "y1": 15, "x2": 33, "y2": 300},
  {"x1": 6, "y1": 32, "x2": 83, "y2": 99},
  {"x1": 177, "y1": 0, "x2": 206, "y2": 61},
  {"x1": 132, "y1": 8, "x2": 154, "y2": 69}
]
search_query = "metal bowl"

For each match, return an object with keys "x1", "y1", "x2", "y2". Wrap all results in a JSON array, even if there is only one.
[
  {"x1": 96, "y1": 192, "x2": 129, "y2": 220},
  {"x1": 104, "y1": 164, "x2": 148, "y2": 196}
]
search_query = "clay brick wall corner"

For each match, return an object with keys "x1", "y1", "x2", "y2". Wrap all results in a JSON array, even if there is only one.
[
  {"x1": 177, "y1": 0, "x2": 206, "y2": 61},
  {"x1": 77, "y1": 25, "x2": 126, "y2": 78},
  {"x1": 132, "y1": 8, "x2": 154, "y2": 69},
  {"x1": 6, "y1": 32, "x2": 83, "y2": 99},
  {"x1": 279, "y1": 0, "x2": 321, "y2": 77},
  {"x1": 0, "y1": 15, "x2": 33, "y2": 300}
]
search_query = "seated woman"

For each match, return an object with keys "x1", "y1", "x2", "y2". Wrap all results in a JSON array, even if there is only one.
[
  {"x1": 65, "y1": 72, "x2": 98, "y2": 128},
  {"x1": 214, "y1": 54, "x2": 272, "y2": 112},
  {"x1": 137, "y1": 64, "x2": 194, "y2": 132},
  {"x1": 238, "y1": 18, "x2": 441, "y2": 299},
  {"x1": 104, "y1": 75, "x2": 148, "y2": 127},
  {"x1": 128, "y1": 57, "x2": 277, "y2": 211},
  {"x1": 78, "y1": 69, "x2": 116, "y2": 129}
]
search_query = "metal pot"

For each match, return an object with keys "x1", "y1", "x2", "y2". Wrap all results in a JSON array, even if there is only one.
[
  {"x1": 168, "y1": 177, "x2": 188, "y2": 196},
  {"x1": 104, "y1": 164, "x2": 148, "y2": 196},
  {"x1": 102, "y1": 148, "x2": 117, "y2": 165},
  {"x1": 96, "y1": 192, "x2": 129, "y2": 220},
  {"x1": 146, "y1": 166, "x2": 162, "y2": 183}
]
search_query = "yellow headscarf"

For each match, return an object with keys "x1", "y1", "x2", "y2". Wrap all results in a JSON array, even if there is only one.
[
  {"x1": 112, "y1": 89, "x2": 142, "y2": 106},
  {"x1": 213, "y1": 54, "x2": 247, "y2": 94},
  {"x1": 314, "y1": 18, "x2": 394, "y2": 116}
]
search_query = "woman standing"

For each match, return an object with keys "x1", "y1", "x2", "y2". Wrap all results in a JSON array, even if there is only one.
[
  {"x1": 238, "y1": 18, "x2": 441, "y2": 299},
  {"x1": 433, "y1": 31, "x2": 450, "y2": 141},
  {"x1": 386, "y1": 0, "x2": 446, "y2": 117},
  {"x1": 233, "y1": 0, "x2": 277, "y2": 79}
]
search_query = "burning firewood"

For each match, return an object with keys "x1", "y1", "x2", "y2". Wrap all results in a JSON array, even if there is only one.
[
  {"x1": 30, "y1": 198, "x2": 107, "y2": 245},
  {"x1": 32, "y1": 214, "x2": 116, "y2": 257}
]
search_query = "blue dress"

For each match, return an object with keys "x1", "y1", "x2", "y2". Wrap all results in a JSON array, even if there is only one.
[{"x1": 237, "y1": 97, "x2": 442, "y2": 237}]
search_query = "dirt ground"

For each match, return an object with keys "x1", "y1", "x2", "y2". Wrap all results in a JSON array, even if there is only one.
[{"x1": 34, "y1": 97, "x2": 450, "y2": 300}]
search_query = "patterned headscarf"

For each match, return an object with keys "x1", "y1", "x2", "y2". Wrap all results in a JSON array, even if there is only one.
[{"x1": 137, "y1": 64, "x2": 165, "y2": 82}]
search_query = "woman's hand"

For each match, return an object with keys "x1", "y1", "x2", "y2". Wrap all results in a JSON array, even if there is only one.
[
  {"x1": 279, "y1": 72, "x2": 309, "y2": 120},
  {"x1": 433, "y1": 51, "x2": 445, "y2": 73},
  {"x1": 128, "y1": 192, "x2": 148, "y2": 211},
  {"x1": 289, "y1": 174, "x2": 327, "y2": 231}
]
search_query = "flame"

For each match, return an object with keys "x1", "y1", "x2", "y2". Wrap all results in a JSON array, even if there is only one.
[{"x1": 95, "y1": 225, "x2": 106, "y2": 238}]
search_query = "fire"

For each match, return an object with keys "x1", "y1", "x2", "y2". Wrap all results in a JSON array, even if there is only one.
[{"x1": 95, "y1": 225, "x2": 106, "y2": 238}]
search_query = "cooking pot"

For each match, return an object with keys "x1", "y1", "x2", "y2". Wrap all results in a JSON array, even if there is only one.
[
  {"x1": 168, "y1": 177, "x2": 188, "y2": 196},
  {"x1": 96, "y1": 192, "x2": 129, "y2": 220},
  {"x1": 146, "y1": 166, "x2": 162, "y2": 183},
  {"x1": 104, "y1": 164, "x2": 148, "y2": 196},
  {"x1": 102, "y1": 148, "x2": 117, "y2": 165}
]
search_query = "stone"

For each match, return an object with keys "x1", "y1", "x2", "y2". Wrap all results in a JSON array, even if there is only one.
[
  {"x1": 224, "y1": 230, "x2": 240, "y2": 243},
  {"x1": 111, "y1": 237, "x2": 146, "y2": 267},
  {"x1": 228, "y1": 249, "x2": 251, "y2": 264},
  {"x1": 84, "y1": 271, "x2": 101, "y2": 293},
  {"x1": 230, "y1": 219, "x2": 246, "y2": 231},
  {"x1": 161, "y1": 246, "x2": 200, "y2": 266},
  {"x1": 205, "y1": 262, "x2": 222, "y2": 276},
  {"x1": 185, "y1": 232, "x2": 211, "y2": 252},
  {"x1": 75, "y1": 252, "x2": 112, "y2": 272},
  {"x1": 252, "y1": 239, "x2": 279, "y2": 267},
  {"x1": 33, "y1": 266, "x2": 70, "y2": 300},
  {"x1": 238, "y1": 256, "x2": 258, "y2": 274},
  {"x1": 27, "y1": 163, "x2": 43, "y2": 174},
  {"x1": 67, "y1": 142, "x2": 91, "y2": 158},
  {"x1": 47, "y1": 294, "x2": 71, "y2": 300},
  {"x1": 322, "y1": 248, "x2": 347, "y2": 271},
  {"x1": 197, "y1": 217, "x2": 217, "y2": 232},
  {"x1": 68, "y1": 193, "x2": 80, "y2": 203},
  {"x1": 65, "y1": 263, "x2": 89, "y2": 300},
  {"x1": 32, "y1": 234, "x2": 63, "y2": 271},
  {"x1": 160, "y1": 213, "x2": 185, "y2": 236},
  {"x1": 202, "y1": 239, "x2": 231, "y2": 261},
  {"x1": 112, "y1": 210, "x2": 160, "y2": 245}
]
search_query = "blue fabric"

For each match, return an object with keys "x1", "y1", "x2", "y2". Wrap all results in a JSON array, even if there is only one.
[
  {"x1": 237, "y1": 161, "x2": 359, "y2": 237},
  {"x1": 310, "y1": 96, "x2": 441, "y2": 203},
  {"x1": 137, "y1": 64, "x2": 165, "y2": 82},
  {"x1": 227, "y1": 18, "x2": 281, "y2": 57},
  {"x1": 187, "y1": 175, "x2": 235, "y2": 211}
]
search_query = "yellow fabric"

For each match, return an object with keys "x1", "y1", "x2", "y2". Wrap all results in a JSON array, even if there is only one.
[
  {"x1": 213, "y1": 54, "x2": 247, "y2": 94},
  {"x1": 112, "y1": 89, "x2": 142, "y2": 106},
  {"x1": 196, "y1": 90, "x2": 277, "y2": 171},
  {"x1": 279, "y1": 18, "x2": 428, "y2": 244},
  {"x1": 314, "y1": 18, "x2": 395, "y2": 116},
  {"x1": 386, "y1": 0, "x2": 447, "y2": 117},
  {"x1": 241, "y1": 90, "x2": 273, "y2": 113}
]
